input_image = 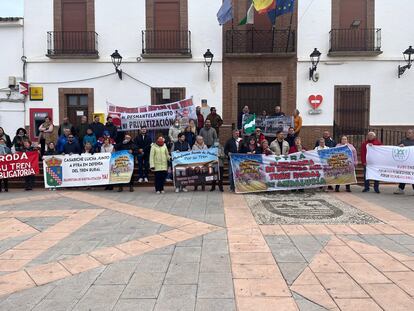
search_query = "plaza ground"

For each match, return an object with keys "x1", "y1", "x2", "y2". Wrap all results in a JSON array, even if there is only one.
[{"x1": 0, "y1": 185, "x2": 414, "y2": 310}]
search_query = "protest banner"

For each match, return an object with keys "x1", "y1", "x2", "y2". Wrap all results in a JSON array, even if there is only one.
[
  {"x1": 0, "y1": 152, "x2": 39, "y2": 179},
  {"x1": 263, "y1": 116, "x2": 294, "y2": 137},
  {"x1": 107, "y1": 98, "x2": 196, "y2": 131},
  {"x1": 366, "y1": 145, "x2": 414, "y2": 184},
  {"x1": 172, "y1": 148, "x2": 219, "y2": 188},
  {"x1": 230, "y1": 146, "x2": 356, "y2": 193},
  {"x1": 43, "y1": 151, "x2": 134, "y2": 188}
]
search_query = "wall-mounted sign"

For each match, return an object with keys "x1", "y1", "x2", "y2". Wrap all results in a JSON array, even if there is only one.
[
  {"x1": 30, "y1": 86, "x2": 43, "y2": 101},
  {"x1": 308, "y1": 95, "x2": 323, "y2": 115},
  {"x1": 19, "y1": 82, "x2": 29, "y2": 95}
]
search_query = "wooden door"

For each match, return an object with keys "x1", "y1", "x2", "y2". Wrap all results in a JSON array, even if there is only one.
[
  {"x1": 153, "y1": 1, "x2": 180, "y2": 53},
  {"x1": 238, "y1": 83, "x2": 281, "y2": 117},
  {"x1": 67, "y1": 94, "x2": 88, "y2": 127},
  {"x1": 338, "y1": 0, "x2": 368, "y2": 51},
  {"x1": 61, "y1": 0, "x2": 87, "y2": 53}
]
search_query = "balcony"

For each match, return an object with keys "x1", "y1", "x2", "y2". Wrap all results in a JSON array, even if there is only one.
[
  {"x1": 225, "y1": 29, "x2": 295, "y2": 57},
  {"x1": 141, "y1": 30, "x2": 192, "y2": 58},
  {"x1": 47, "y1": 31, "x2": 99, "y2": 58},
  {"x1": 329, "y1": 28, "x2": 382, "y2": 56}
]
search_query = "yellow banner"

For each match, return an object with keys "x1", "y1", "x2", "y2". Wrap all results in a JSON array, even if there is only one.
[{"x1": 253, "y1": 0, "x2": 274, "y2": 11}]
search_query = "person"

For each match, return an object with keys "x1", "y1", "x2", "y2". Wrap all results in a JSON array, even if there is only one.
[
  {"x1": 199, "y1": 119, "x2": 217, "y2": 148},
  {"x1": 63, "y1": 134, "x2": 82, "y2": 155},
  {"x1": 168, "y1": 119, "x2": 182, "y2": 144},
  {"x1": 89, "y1": 115, "x2": 105, "y2": 139},
  {"x1": 272, "y1": 106, "x2": 285, "y2": 117},
  {"x1": 188, "y1": 119, "x2": 197, "y2": 135},
  {"x1": 172, "y1": 133, "x2": 190, "y2": 193},
  {"x1": 210, "y1": 140, "x2": 225, "y2": 192},
  {"x1": 315, "y1": 131, "x2": 336, "y2": 148},
  {"x1": 196, "y1": 106, "x2": 204, "y2": 133},
  {"x1": 84, "y1": 142, "x2": 94, "y2": 154},
  {"x1": 20, "y1": 140, "x2": 37, "y2": 191},
  {"x1": 97, "y1": 131, "x2": 115, "y2": 151},
  {"x1": 104, "y1": 116, "x2": 118, "y2": 141},
  {"x1": 206, "y1": 107, "x2": 223, "y2": 136},
  {"x1": 83, "y1": 128, "x2": 97, "y2": 151},
  {"x1": 289, "y1": 137, "x2": 307, "y2": 154},
  {"x1": 12, "y1": 128, "x2": 28, "y2": 152},
  {"x1": 286, "y1": 127, "x2": 297, "y2": 147},
  {"x1": 261, "y1": 140, "x2": 274, "y2": 156},
  {"x1": 101, "y1": 137, "x2": 114, "y2": 153},
  {"x1": 38, "y1": 116, "x2": 55, "y2": 157},
  {"x1": 254, "y1": 128, "x2": 266, "y2": 147},
  {"x1": 238, "y1": 106, "x2": 250, "y2": 130},
  {"x1": 314, "y1": 137, "x2": 329, "y2": 151},
  {"x1": 44, "y1": 142, "x2": 58, "y2": 156},
  {"x1": 394, "y1": 129, "x2": 414, "y2": 195},
  {"x1": 294, "y1": 109, "x2": 302, "y2": 135},
  {"x1": 58, "y1": 117, "x2": 75, "y2": 137},
  {"x1": 335, "y1": 135, "x2": 358, "y2": 192},
  {"x1": 261, "y1": 110, "x2": 267, "y2": 118},
  {"x1": 0, "y1": 137, "x2": 11, "y2": 192},
  {"x1": 192, "y1": 136, "x2": 208, "y2": 191},
  {"x1": 150, "y1": 136, "x2": 170, "y2": 194},
  {"x1": 241, "y1": 136, "x2": 261, "y2": 154},
  {"x1": 270, "y1": 131, "x2": 290, "y2": 155},
  {"x1": 224, "y1": 129, "x2": 240, "y2": 192},
  {"x1": 76, "y1": 116, "x2": 89, "y2": 144},
  {"x1": 56, "y1": 128, "x2": 72, "y2": 153},
  {"x1": 184, "y1": 126, "x2": 196, "y2": 148},
  {"x1": 134, "y1": 126, "x2": 152, "y2": 183},
  {"x1": 115, "y1": 134, "x2": 136, "y2": 192},
  {"x1": 0, "y1": 127, "x2": 12, "y2": 148},
  {"x1": 361, "y1": 131, "x2": 382, "y2": 193}
]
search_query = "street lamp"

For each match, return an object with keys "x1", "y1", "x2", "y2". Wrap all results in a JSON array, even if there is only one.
[
  {"x1": 203, "y1": 49, "x2": 214, "y2": 81},
  {"x1": 398, "y1": 45, "x2": 414, "y2": 78},
  {"x1": 309, "y1": 48, "x2": 321, "y2": 82},
  {"x1": 111, "y1": 50, "x2": 123, "y2": 80}
]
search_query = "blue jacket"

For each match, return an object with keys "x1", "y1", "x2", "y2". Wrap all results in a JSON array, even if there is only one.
[
  {"x1": 57, "y1": 135, "x2": 78, "y2": 153},
  {"x1": 83, "y1": 134, "x2": 97, "y2": 148}
]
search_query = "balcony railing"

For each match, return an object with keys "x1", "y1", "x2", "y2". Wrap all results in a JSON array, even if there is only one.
[
  {"x1": 142, "y1": 30, "x2": 191, "y2": 56},
  {"x1": 329, "y1": 28, "x2": 381, "y2": 54},
  {"x1": 47, "y1": 31, "x2": 98, "y2": 57},
  {"x1": 225, "y1": 29, "x2": 295, "y2": 54}
]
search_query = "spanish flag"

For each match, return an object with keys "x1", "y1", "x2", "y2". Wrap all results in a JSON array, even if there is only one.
[{"x1": 253, "y1": 0, "x2": 276, "y2": 14}]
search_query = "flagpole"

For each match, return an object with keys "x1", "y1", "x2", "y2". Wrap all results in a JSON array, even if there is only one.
[{"x1": 285, "y1": 1, "x2": 295, "y2": 53}]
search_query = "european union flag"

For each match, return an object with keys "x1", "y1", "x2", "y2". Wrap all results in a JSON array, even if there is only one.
[{"x1": 268, "y1": 0, "x2": 295, "y2": 25}]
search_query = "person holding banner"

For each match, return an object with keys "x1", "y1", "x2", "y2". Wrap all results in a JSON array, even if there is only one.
[
  {"x1": 289, "y1": 137, "x2": 307, "y2": 154},
  {"x1": 115, "y1": 135, "x2": 136, "y2": 192},
  {"x1": 134, "y1": 126, "x2": 152, "y2": 183},
  {"x1": 394, "y1": 129, "x2": 414, "y2": 195},
  {"x1": 361, "y1": 132, "x2": 382, "y2": 193},
  {"x1": 21, "y1": 140, "x2": 38, "y2": 191},
  {"x1": 150, "y1": 136, "x2": 170, "y2": 194},
  {"x1": 270, "y1": 131, "x2": 290, "y2": 156},
  {"x1": 335, "y1": 135, "x2": 357, "y2": 192},
  {"x1": 225, "y1": 129, "x2": 241, "y2": 192},
  {"x1": 210, "y1": 140, "x2": 225, "y2": 192},
  {"x1": 260, "y1": 140, "x2": 274, "y2": 156},
  {"x1": 0, "y1": 137, "x2": 11, "y2": 192},
  {"x1": 0, "y1": 127, "x2": 12, "y2": 149},
  {"x1": 192, "y1": 136, "x2": 208, "y2": 191},
  {"x1": 12, "y1": 128, "x2": 28, "y2": 152},
  {"x1": 241, "y1": 136, "x2": 261, "y2": 154},
  {"x1": 172, "y1": 133, "x2": 190, "y2": 193},
  {"x1": 272, "y1": 106, "x2": 285, "y2": 117}
]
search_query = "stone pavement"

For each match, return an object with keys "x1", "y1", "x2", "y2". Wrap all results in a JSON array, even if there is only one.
[{"x1": 0, "y1": 185, "x2": 413, "y2": 310}]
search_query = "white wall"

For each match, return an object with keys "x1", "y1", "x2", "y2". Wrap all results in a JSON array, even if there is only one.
[{"x1": 297, "y1": 0, "x2": 414, "y2": 126}]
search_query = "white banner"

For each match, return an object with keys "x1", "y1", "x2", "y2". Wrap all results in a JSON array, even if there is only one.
[{"x1": 366, "y1": 145, "x2": 414, "y2": 184}]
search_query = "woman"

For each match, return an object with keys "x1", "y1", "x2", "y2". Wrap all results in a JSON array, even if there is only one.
[
  {"x1": 0, "y1": 127, "x2": 12, "y2": 148},
  {"x1": 241, "y1": 136, "x2": 261, "y2": 154},
  {"x1": 100, "y1": 137, "x2": 114, "y2": 153},
  {"x1": 192, "y1": 136, "x2": 208, "y2": 191},
  {"x1": 188, "y1": 119, "x2": 197, "y2": 134},
  {"x1": 184, "y1": 126, "x2": 196, "y2": 148},
  {"x1": 254, "y1": 128, "x2": 266, "y2": 147},
  {"x1": 44, "y1": 142, "x2": 58, "y2": 156},
  {"x1": 20, "y1": 139, "x2": 38, "y2": 191},
  {"x1": 84, "y1": 142, "x2": 94, "y2": 154},
  {"x1": 0, "y1": 137, "x2": 11, "y2": 192},
  {"x1": 294, "y1": 109, "x2": 303, "y2": 135},
  {"x1": 314, "y1": 138, "x2": 329, "y2": 151},
  {"x1": 335, "y1": 135, "x2": 358, "y2": 192},
  {"x1": 289, "y1": 137, "x2": 307, "y2": 154},
  {"x1": 260, "y1": 140, "x2": 274, "y2": 156},
  {"x1": 150, "y1": 136, "x2": 170, "y2": 194},
  {"x1": 12, "y1": 128, "x2": 28, "y2": 152},
  {"x1": 38, "y1": 116, "x2": 54, "y2": 156},
  {"x1": 83, "y1": 128, "x2": 97, "y2": 151}
]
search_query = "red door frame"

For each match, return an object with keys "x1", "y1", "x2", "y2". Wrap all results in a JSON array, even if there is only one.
[{"x1": 29, "y1": 108, "x2": 54, "y2": 142}]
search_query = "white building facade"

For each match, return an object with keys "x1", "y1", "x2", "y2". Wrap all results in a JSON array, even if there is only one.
[
  {"x1": 296, "y1": 0, "x2": 414, "y2": 143},
  {"x1": 22, "y1": 0, "x2": 222, "y2": 141}
]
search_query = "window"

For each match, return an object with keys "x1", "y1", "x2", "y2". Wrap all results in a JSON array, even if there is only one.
[{"x1": 151, "y1": 88, "x2": 186, "y2": 105}]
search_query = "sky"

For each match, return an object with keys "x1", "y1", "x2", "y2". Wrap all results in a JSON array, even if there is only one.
[{"x1": 0, "y1": 0, "x2": 23, "y2": 17}]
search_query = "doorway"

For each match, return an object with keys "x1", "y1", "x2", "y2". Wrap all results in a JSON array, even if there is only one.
[
  {"x1": 67, "y1": 94, "x2": 88, "y2": 127},
  {"x1": 238, "y1": 83, "x2": 281, "y2": 117}
]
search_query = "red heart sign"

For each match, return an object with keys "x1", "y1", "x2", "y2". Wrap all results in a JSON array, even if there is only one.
[{"x1": 308, "y1": 95, "x2": 323, "y2": 109}]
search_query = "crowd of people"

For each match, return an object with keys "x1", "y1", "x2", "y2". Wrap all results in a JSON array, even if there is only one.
[{"x1": 0, "y1": 104, "x2": 413, "y2": 195}]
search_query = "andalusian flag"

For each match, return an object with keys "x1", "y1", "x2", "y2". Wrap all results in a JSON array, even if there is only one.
[
  {"x1": 243, "y1": 114, "x2": 256, "y2": 135},
  {"x1": 253, "y1": 0, "x2": 275, "y2": 14},
  {"x1": 239, "y1": 3, "x2": 254, "y2": 25}
]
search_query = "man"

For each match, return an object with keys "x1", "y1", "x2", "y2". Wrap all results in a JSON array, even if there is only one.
[
  {"x1": 315, "y1": 131, "x2": 336, "y2": 148},
  {"x1": 361, "y1": 131, "x2": 382, "y2": 193},
  {"x1": 394, "y1": 129, "x2": 414, "y2": 195},
  {"x1": 224, "y1": 129, "x2": 241, "y2": 192},
  {"x1": 115, "y1": 134, "x2": 136, "y2": 192},
  {"x1": 272, "y1": 106, "x2": 285, "y2": 117},
  {"x1": 172, "y1": 133, "x2": 190, "y2": 193},
  {"x1": 199, "y1": 119, "x2": 218, "y2": 148},
  {"x1": 196, "y1": 106, "x2": 204, "y2": 133},
  {"x1": 58, "y1": 117, "x2": 75, "y2": 137},
  {"x1": 238, "y1": 105, "x2": 250, "y2": 130},
  {"x1": 286, "y1": 127, "x2": 297, "y2": 147},
  {"x1": 134, "y1": 126, "x2": 152, "y2": 183},
  {"x1": 270, "y1": 131, "x2": 290, "y2": 156},
  {"x1": 206, "y1": 107, "x2": 223, "y2": 136},
  {"x1": 56, "y1": 128, "x2": 73, "y2": 153},
  {"x1": 104, "y1": 116, "x2": 118, "y2": 140},
  {"x1": 76, "y1": 116, "x2": 89, "y2": 143},
  {"x1": 89, "y1": 115, "x2": 105, "y2": 139},
  {"x1": 63, "y1": 134, "x2": 81, "y2": 155}
]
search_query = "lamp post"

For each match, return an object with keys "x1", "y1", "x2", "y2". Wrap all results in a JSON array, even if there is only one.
[
  {"x1": 398, "y1": 45, "x2": 414, "y2": 78},
  {"x1": 203, "y1": 49, "x2": 214, "y2": 81},
  {"x1": 309, "y1": 48, "x2": 321, "y2": 82},
  {"x1": 111, "y1": 50, "x2": 123, "y2": 80}
]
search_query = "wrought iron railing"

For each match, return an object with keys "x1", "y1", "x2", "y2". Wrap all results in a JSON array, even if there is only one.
[
  {"x1": 142, "y1": 30, "x2": 191, "y2": 55},
  {"x1": 329, "y1": 28, "x2": 381, "y2": 52},
  {"x1": 47, "y1": 31, "x2": 98, "y2": 56},
  {"x1": 225, "y1": 29, "x2": 295, "y2": 54}
]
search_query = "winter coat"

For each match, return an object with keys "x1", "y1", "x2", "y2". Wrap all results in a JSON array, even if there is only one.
[
  {"x1": 38, "y1": 122, "x2": 55, "y2": 145},
  {"x1": 115, "y1": 140, "x2": 136, "y2": 153},
  {"x1": 206, "y1": 113, "x2": 223, "y2": 134},
  {"x1": 0, "y1": 134, "x2": 12, "y2": 148},
  {"x1": 184, "y1": 131, "x2": 196, "y2": 147},
  {"x1": 150, "y1": 143, "x2": 170, "y2": 171},
  {"x1": 224, "y1": 138, "x2": 240, "y2": 158},
  {"x1": 76, "y1": 123, "x2": 89, "y2": 143},
  {"x1": 315, "y1": 137, "x2": 336, "y2": 148},
  {"x1": 199, "y1": 127, "x2": 217, "y2": 147},
  {"x1": 57, "y1": 135, "x2": 78, "y2": 153},
  {"x1": 89, "y1": 122, "x2": 105, "y2": 139},
  {"x1": 134, "y1": 134, "x2": 153, "y2": 158},
  {"x1": 289, "y1": 145, "x2": 307, "y2": 154},
  {"x1": 83, "y1": 134, "x2": 97, "y2": 148},
  {"x1": 294, "y1": 115, "x2": 302, "y2": 134},
  {"x1": 168, "y1": 126, "x2": 181, "y2": 143},
  {"x1": 172, "y1": 141, "x2": 190, "y2": 152},
  {"x1": 361, "y1": 139, "x2": 382, "y2": 166},
  {"x1": 44, "y1": 149, "x2": 58, "y2": 156},
  {"x1": 400, "y1": 138, "x2": 414, "y2": 147},
  {"x1": 0, "y1": 144, "x2": 11, "y2": 155},
  {"x1": 270, "y1": 139, "x2": 290, "y2": 156},
  {"x1": 63, "y1": 142, "x2": 82, "y2": 155},
  {"x1": 104, "y1": 123, "x2": 118, "y2": 140}
]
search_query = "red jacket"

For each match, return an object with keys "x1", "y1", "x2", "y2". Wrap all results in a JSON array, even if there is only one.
[
  {"x1": 289, "y1": 146, "x2": 307, "y2": 154},
  {"x1": 361, "y1": 139, "x2": 382, "y2": 166},
  {"x1": 197, "y1": 113, "x2": 204, "y2": 129}
]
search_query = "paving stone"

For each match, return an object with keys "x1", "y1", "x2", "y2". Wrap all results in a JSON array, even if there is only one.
[
  {"x1": 154, "y1": 284, "x2": 197, "y2": 311},
  {"x1": 200, "y1": 254, "x2": 231, "y2": 273},
  {"x1": 121, "y1": 272, "x2": 165, "y2": 299},
  {"x1": 135, "y1": 254, "x2": 172, "y2": 273},
  {"x1": 269, "y1": 245, "x2": 307, "y2": 263},
  {"x1": 171, "y1": 246, "x2": 202, "y2": 263},
  {"x1": 278, "y1": 262, "x2": 309, "y2": 285},
  {"x1": 195, "y1": 298, "x2": 236, "y2": 311},
  {"x1": 17, "y1": 217, "x2": 65, "y2": 232},
  {"x1": 202, "y1": 239, "x2": 229, "y2": 255},
  {"x1": 113, "y1": 298, "x2": 156, "y2": 311},
  {"x1": 386, "y1": 234, "x2": 414, "y2": 246},
  {"x1": 265, "y1": 235, "x2": 293, "y2": 245},
  {"x1": 176, "y1": 236, "x2": 203, "y2": 247},
  {"x1": 72, "y1": 285, "x2": 125, "y2": 311},
  {"x1": 32, "y1": 298, "x2": 76, "y2": 311},
  {"x1": 0, "y1": 283, "x2": 55, "y2": 311},
  {"x1": 203, "y1": 230, "x2": 227, "y2": 240},
  {"x1": 197, "y1": 273, "x2": 234, "y2": 299},
  {"x1": 164, "y1": 262, "x2": 199, "y2": 285},
  {"x1": 94, "y1": 261, "x2": 137, "y2": 285},
  {"x1": 361, "y1": 235, "x2": 413, "y2": 254},
  {"x1": 293, "y1": 293, "x2": 328, "y2": 311}
]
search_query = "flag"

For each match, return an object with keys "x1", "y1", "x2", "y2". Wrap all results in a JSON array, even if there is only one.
[
  {"x1": 217, "y1": 0, "x2": 233, "y2": 25},
  {"x1": 243, "y1": 114, "x2": 256, "y2": 135},
  {"x1": 19, "y1": 82, "x2": 29, "y2": 95},
  {"x1": 239, "y1": 3, "x2": 254, "y2": 25},
  {"x1": 268, "y1": 0, "x2": 295, "y2": 23}
]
